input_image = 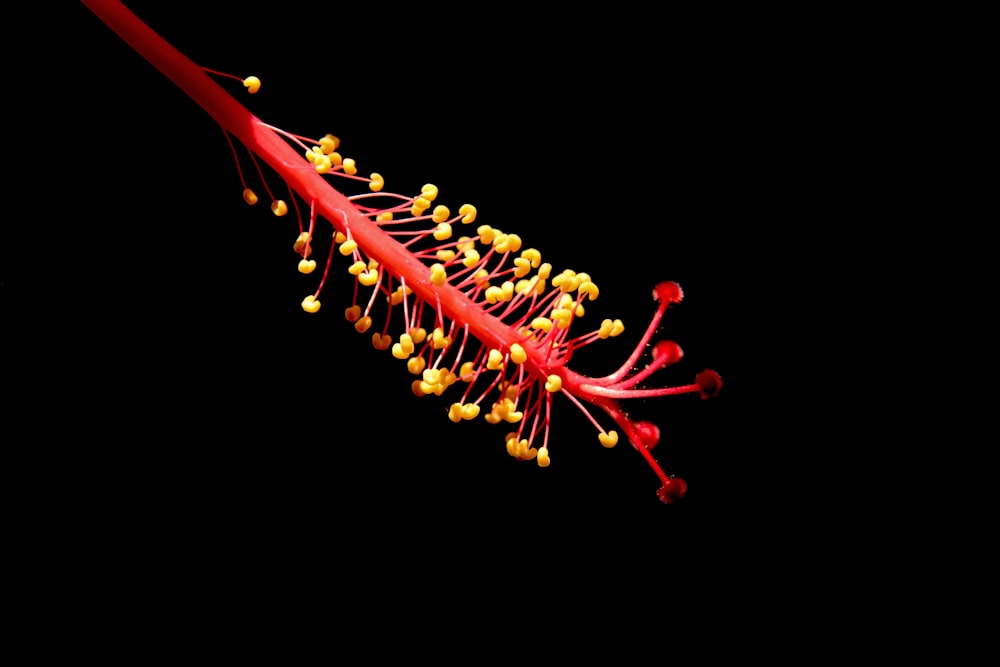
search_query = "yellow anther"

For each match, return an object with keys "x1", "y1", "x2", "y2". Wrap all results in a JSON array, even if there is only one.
[
  {"x1": 411, "y1": 380, "x2": 427, "y2": 397},
  {"x1": 358, "y1": 269, "x2": 379, "y2": 286},
  {"x1": 461, "y1": 403, "x2": 481, "y2": 420},
  {"x1": 314, "y1": 155, "x2": 332, "y2": 173},
  {"x1": 421, "y1": 183, "x2": 439, "y2": 201},
  {"x1": 433, "y1": 222, "x2": 452, "y2": 241},
  {"x1": 505, "y1": 433, "x2": 518, "y2": 457},
  {"x1": 551, "y1": 308, "x2": 573, "y2": 329},
  {"x1": 537, "y1": 447, "x2": 550, "y2": 467},
  {"x1": 462, "y1": 249, "x2": 481, "y2": 268},
  {"x1": 495, "y1": 233, "x2": 522, "y2": 254},
  {"x1": 410, "y1": 327, "x2": 427, "y2": 344},
  {"x1": 509, "y1": 343, "x2": 527, "y2": 365},
  {"x1": 399, "y1": 333, "x2": 414, "y2": 355},
  {"x1": 505, "y1": 408, "x2": 523, "y2": 423},
  {"x1": 579, "y1": 280, "x2": 599, "y2": 301},
  {"x1": 423, "y1": 368, "x2": 441, "y2": 385},
  {"x1": 487, "y1": 349, "x2": 504, "y2": 371},
  {"x1": 369, "y1": 173, "x2": 384, "y2": 192},
  {"x1": 348, "y1": 260, "x2": 366, "y2": 276},
  {"x1": 339, "y1": 239, "x2": 358, "y2": 256},
  {"x1": 501, "y1": 281, "x2": 514, "y2": 301},
  {"x1": 367, "y1": 258, "x2": 379, "y2": 270},
  {"x1": 474, "y1": 269, "x2": 490, "y2": 287},
  {"x1": 391, "y1": 343, "x2": 409, "y2": 360},
  {"x1": 519, "y1": 441, "x2": 535, "y2": 459},
  {"x1": 431, "y1": 327, "x2": 451, "y2": 349},
  {"x1": 354, "y1": 316, "x2": 372, "y2": 333},
  {"x1": 334, "y1": 231, "x2": 347, "y2": 244},
  {"x1": 407, "y1": 356, "x2": 426, "y2": 375},
  {"x1": 611, "y1": 319, "x2": 625, "y2": 336},
  {"x1": 305, "y1": 147, "x2": 320, "y2": 163},
  {"x1": 556, "y1": 293, "x2": 575, "y2": 310},
  {"x1": 298, "y1": 259, "x2": 316, "y2": 274},
  {"x1": 372, "y1": 332, "x2": 392, "y2": 350},
  {"x1": 411, "y1": 196, "x2": 431, "y2": 213},
  {"x1": 243, "y1": 76, "x2": 260, "y2": 94},
  {"x1": 598, "y1": 431, "x2": 619, "y2": 448},
  {"x1": 293, "y1": 232, "x2": 312, "y2": 256},
  {"x1": 459, "y1": 204, "x2": 477, "y2": 224},
  {"x1": 388, "y1": 285, "x2": 412, "y2": 305},
  {"x1": 301, "y1": 295, "x2": 321, "y2": 313},
  {"x1": 545, "y1": 374, "x2": 562, "y2": 392},
  {"x1": 513, "y1": 257, "x2": 532, "y2": 278},
  {"x1": 504, "y1": 386, "x2": 519, "y2": 401},
  {"x1": 531, "y1": 317, "x2": 553, "y2": 333},
  {"x1": 436, "y1": 249, "x2": 456, "y2": 261},
  {"x1": 459, "y1": 361, "x2": 476, "y2": 381},
  {"x1": 342, "y1": 158, "x2": 357, "y2": 176},
  {"x1": 552, "y1": 269, "x2": 580, "y2": 293},
  {"x1": 432, "y1": 205, "x2": 451, "y2": 224},
  {"x1": 319, "y1": 134, "x2": 340, "y2": 153},
  {"x1": 484, "y1": 285, "x2": 504, "y2": 304},
  {"x1": 575, "y1": 303, "x2": 586, "y2": 317},
  {"x1": 516, "y1": 277, "x2": 544, "y2": 296},
  {"x1": 521, "y1": 248, "x2": 541, "y2": 267},
  {"x1": 376, "y1": 211, "x2": 393, "y2": 222},
  {"x1": 477, "y1": 225, "x2": 496, "y2": 245},
  {"x1": 599, "y1": 319, "x2": 615, "y2": 339},
  {"x1": 271, "y1": 200, "x2": 288, "y2": 217},
  {"x1": 344, "y1": 305, "x2": 361, "y2": 322},
  {"x1": 448, "y1": 403, "x2": 464, "y2": 423},
  {"x1": 430, "y1": 263, "x2": 447, "y2": 287},
  {"x1": 538, "y1": 263, "x2": 552, "y2": 280},
  {"x1": 328, "y1": 152, "x2": 343, "y2": 166},
  {"x1": 242, "y1": 188, "x2": 258, "y2": 206}
]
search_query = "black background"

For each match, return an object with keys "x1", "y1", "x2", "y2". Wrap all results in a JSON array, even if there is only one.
[{"x1": 8, "y1": 2, "x2": 797, "y2": 616}]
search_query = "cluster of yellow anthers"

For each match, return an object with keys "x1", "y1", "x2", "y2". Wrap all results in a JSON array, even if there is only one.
[{"x1": 231, "y1": 117, "x2": 635, "y2": 469}]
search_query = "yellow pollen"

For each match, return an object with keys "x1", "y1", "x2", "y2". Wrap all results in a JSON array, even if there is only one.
[
  {"x1": 242, "y1": 188, "x2": 258, "y2": 206},
  {"x1": 544, "y1": 375, "x2": 562, "y2": 392},
  {"x1": 271, "y1": 200, "x2": 288, "y2": 216},
  {"x1": 598, "y1": 431, "x2": 619, "y2": 448},
  {"x1": 432, "y1": 205, "x2": 451, "y2": 224},
  {"x1": 487, "y1": 349, "x2": 504, "y2": 371},
  {"x1": 319, "y1": 134, "x2": 340, "y2": 153},
  {"x1": 430, "y1": 263, "x2": 447, "y2": 287},
  {"x1": 537, "y1": 447, "x2": 550, "y2": 467},
  {"x1": 459, "y1": 204, "x2": 477, "y2": 224},
  {"x1": 243, "y1": 76, "x2": 260, "y2": 94},
  {"x1": 509, "y1": 343, "x2": 527, "y2": 365},
  {"x1": 301, "y1": 295, "x2": 320, "y2": 313}
]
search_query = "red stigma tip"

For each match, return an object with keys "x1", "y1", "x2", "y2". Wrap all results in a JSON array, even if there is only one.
[
  {"x1": 651, "y1": 340, "x2": 684, "y2": 366},
  {"x1": 695, "y1": 369, "x2": 723, "y2": 399},
  {"x1": 633, "y1": 420, "x2": 661, "y2": 450},
  {"x1": 656, "y1": 477, "x2": 687, "y2": 503},
  {"x1": 653, "y1": 281, "x2": 684, "y2": 304}
]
